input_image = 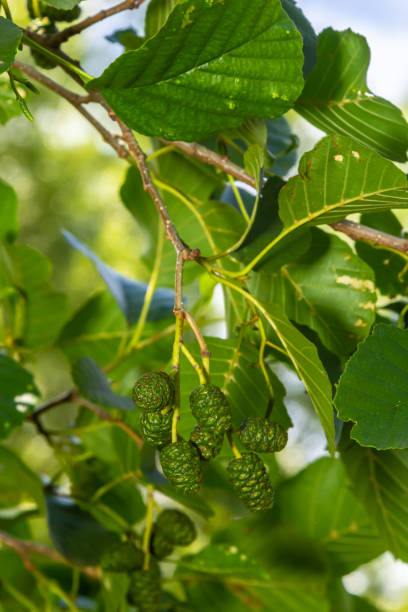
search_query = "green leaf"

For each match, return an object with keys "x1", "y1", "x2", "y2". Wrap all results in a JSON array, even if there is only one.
[
  {"x1": 256, "y1": 303, "x2": 335, "y2": 454},
  {"x1": 278, "y1": 134, "x2": 408, "y2": 230},
  {"x1": 281, "y1": 0, "x2": 317, "y2": 77},
  {"x1": 59, "y1": 290, "x2": 127, "y2": 366},
  {"x1": 243, "y1": 144, "x2": 264, "y2": 184},
  {"x1": 0, "y1": 76, "x2": 21, "y2": 125},
  {"x1": 279, "y1": 457, "x2": 386, "y2": 575},
  {"x1": 266, "y1": 116, "x2": 299, "y2": 176},
  {"x1": 41, "y1": 0, "x2": 81, "y2": 8},
  {"x1": 0, "y1": 354, "x2": 39, "y2": 440},
  {"x1": 178, "y1": 542, "x2": 270, "y2": 579},
  {"x1": 178, "y1": 337, "x2": 275, "y2": 438},
  {"x1": 0, "y1": 178, "x2": 18, "y2": 243},
  {"x1": 100, "y1": 573, "x2": 129, "y2": 612},
  {"x1": 0, "y1": 18, "x2": 22, "y2": 75},
  {"x1": 106, "y1": 29, "x2": 145, "y2": 51},
  {"x1": 297, "y1": 29, "x2": 408, "y2": 162},
  {"x1": 72, "y1": 357, "x2": 134, "y2": 411},
  {"x1": 0, "y1": 244, "x2": 70, "y2": 347},
  {"x1": 145, "y1": 0, "x2": 180, "y2": 38},
  {"x1": 120, "y1": 155, "x2": 227, "y2": 285},
  {"x1": 251, "y1": 229, "x2": 377, "y2": 357},
  {"x1": 356, "y1": 212, "x2": 408, "y2": 298},
  {"x1": 237, "y1": 176, "x2": 311, "y2": 272},
  {"x1": 335, "y1": 324, "x2": 408, "y2": 449},
  {"x1": 89, "y1": 0, "x2": 304, "y2": 141},
  {"x1": 155, "y1": 484, "x2": 214, "y2": 519},
  {"x1": 45, "y1": 493, "x2": 120, "y2": 566},
  {"x1": 0, "y1": 446, "x2": 45, "y2": 513},
  {"x1": 63, "y1": 230, "x2": 174, "y2": 323},
  {"x1": 182, "y1": 568, "x2": 330, "y2": 612},
  {"x1": 341, "y1": 442, "x2": 408, "y2": 562}
]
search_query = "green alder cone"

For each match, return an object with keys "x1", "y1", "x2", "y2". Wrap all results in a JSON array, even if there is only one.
[
  {"x1": 190, "y1": 425, "x2": 224, "y2": 460},
  {"x1": 140, "y1": 407, "x2": 173, "y2": 447},
  {"x1": 227, "y1": 452, "x2": 275, "y2": 512},
  {"x1": 155, "y1": 509, "x2": 196, "y2": 546},
  {"x1": 127, "y1": 558, "x2": 161, "y2": 612},
  {"x1": 132, "y1": 371, "x2": 175, "y2": 411},
  {"x1": 150, "y1": 528, "x2": 174, "y2": 560},
  {"x1": 239, "y1": 417, "x2": 288, "y2": 453},
  {"x1": 189, "y1": 384, "x2": 232, "y2": 432},
  {"x1": 27, "y1": 0, "x2": 81, "y2": 22},
  {"x1": 160, "y1": 441, "x2": 201, "y2": 495},
  {"x1": 100, "y1": 540, "x2": 144, "y2": 573}
]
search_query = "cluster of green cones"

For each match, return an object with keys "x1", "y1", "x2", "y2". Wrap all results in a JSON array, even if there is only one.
[
  {"x1": 101, "y1": 509, "x2": 196, "y2": 611},
  {"x1": 132, "y1": 372, "x2": 288, "y2": 513}
]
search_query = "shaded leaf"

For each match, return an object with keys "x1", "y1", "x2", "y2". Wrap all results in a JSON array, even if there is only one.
[
  {"x1": 297, "y1": 29, "x2": 408, "y2": 162},
  {"x1": 279, "y1": 134, "x2": 408, "y2": 229},
  {"x1": 46, "y1": 494, "x2": 120, "y2": 566},
  {"x1": 237, "y1": 176, "x2": 311, "y2": 272},
  {"x1": 156, "y1": 484, "x2": 214, "y2": 519},
  {"x1": 59, "y1": 290, "x2": 127, "y2": 366},
  {"x1": 356, "y1": 212, "x2": 408, "y2": 298},
  {"x1": 72, "y1": 357, "x2": 134, "y2": 411},
  {"x1": 106, "y1": 29, "x2": 145, "y2": 51},
  {"x1": 89, "y1": 0, "x2": 304, "y2": 141},
  {"x1": 0, "y1": 446, "x2": 45, "y2": 513},
  {"x1": 178, "y1": 542, "x2": 269, "y2": 580},
  {"x1": 0, "y1": 18, "x2": 22, "y2": 75},
  {"x1": 0, "y1": 76, "x2": 21, "y2": 125},
  {"x1": 63, "y1": 230, "x2": 174, "y2": 324},
  {"x1": 335, "y1": 324, "x2": 408, "y2": 449},
  {"x1": 279, "y1": 457, "x2": 386, "y2": 575},
  {"x1": 0, "y1": 178, "x2": 18, "y2": 243},
  {"x1": 42, "y1": 0, "x2": 81, "y2": 8},
  {"x1": 0, "y1": 244, "x2": 70, "y2": 347},
  {"x1": 341, "y1": 443, "x2": 408, "y2": 562},
  {"x1": 0, "y1": 354, "x2": 39, "y2": 440},
  {"x1": 281, "y1": 0, "x2": 317, "y2": 77},
  {"x1": 182, "y1": 568, "x2": 330, "y2": 612}
]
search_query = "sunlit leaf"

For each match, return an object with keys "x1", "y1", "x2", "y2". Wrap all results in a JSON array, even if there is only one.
[
  {"x1": 89, "y1": 0, "x2": 304, "y2": 141},
  {"x1": 297, "y1": 29, "x2": 408, "y2": 161},
  {"x1": 0, "y1": 18, "x2": 22, "y2": 75},
  {"x1": 278, "y1": 134, "x2": 408, "y2": 230},
  {"x1": 279, "y1": 457, "x2": 386, "y2": 575}
]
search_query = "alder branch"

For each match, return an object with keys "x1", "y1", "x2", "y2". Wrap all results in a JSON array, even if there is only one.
[
  {"x1": 162, "y1": 139, "x2": 255, "y2": 187},
  {"x1": 48, "y1": 0, "x2": 147, "y2": 46},
  {"x1": 13, "y1": 61, "x2": 129, "y2": 158},
  {"x1": 77, "y1": 395, "x2": 143, "y2": 449},
  {"x1": 118, "y1": 121, "x2": 200, "y2": 260},
  {"x1": 0, "y1": 530, "x2": 100, "y2": 579},
  {"x1": 165, "y1": 140, "x2": 408, "y2": 256},
  {"x1": 330, "y1": 220, "x2": 408, "y2": 255}
]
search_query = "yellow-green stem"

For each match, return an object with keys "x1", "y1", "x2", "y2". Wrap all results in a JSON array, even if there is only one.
[
  {"x1": 146, "y1": 145, "x2": 175, "y2": 162},
  {"x1": 127, "y1": 219, "x2": 164, "y2": 351},
  {"x1": 22, "y1": 34, "x2": 92, "y2": 83},
  {"x1": 257, "y1": 316, "x2": 274, "y2": 400},
  {"x1": 228, "y1": 431, "x2": 242, "y2": 459},
  {"x1": 171, "y1": 408, "x2": 179, "y2": 443},
  {"x1": 142, "y1": 484, "x2": 155, "y2": 570},
  {"x1": 228, "y1": 174, "x2": 249, "y2": 222},
  {"x1": 0, "y1": 0, "x2": 12, "y2": 19},
  {"x1": 181, "y1": 343, "x2": 207, "y2": 385}
]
